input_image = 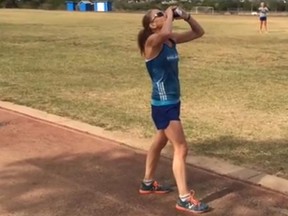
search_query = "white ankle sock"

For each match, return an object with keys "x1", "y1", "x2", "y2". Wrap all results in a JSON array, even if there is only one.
[
  {"x1": 179, "y1": 193, "x2": 190, "y2": 202},
  {"x1": 143, "y1": 179, "x2": 153, "y2": 186}
]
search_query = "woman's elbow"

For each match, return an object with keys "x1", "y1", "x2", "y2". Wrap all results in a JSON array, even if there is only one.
[{"x1": 199, "y1": 29, "x2": 205, "y2": 37}]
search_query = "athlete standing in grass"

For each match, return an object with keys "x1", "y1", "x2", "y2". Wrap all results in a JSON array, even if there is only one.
[
  {"x1": 258, "y1": 2, "x2": 269, "y2": 33},
  {"x1": 137, "y1": 6, "x2": 210, "y2": 214}
]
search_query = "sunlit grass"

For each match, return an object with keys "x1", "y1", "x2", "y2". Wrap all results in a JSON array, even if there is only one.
[{"x1": 0, "y1": 9, "x2": 287, "y2": 178}]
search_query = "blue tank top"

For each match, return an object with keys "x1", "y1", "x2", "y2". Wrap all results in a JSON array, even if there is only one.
[{"x1": 145, "y1": 42, "x2": 180, "y2": 106}]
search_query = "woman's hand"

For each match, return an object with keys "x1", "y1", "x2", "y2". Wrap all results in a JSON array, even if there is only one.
[
  {"x1": 165, "y1": 5, "x2": 177, "y2": 18},
  {"x1": 165, "y1": 6, "x2": 175, "y2": 18}
]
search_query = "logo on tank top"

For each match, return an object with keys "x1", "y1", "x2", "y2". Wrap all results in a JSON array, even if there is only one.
[{"x1": 166, "y1": 54, "x2": 179, "y2": 61}]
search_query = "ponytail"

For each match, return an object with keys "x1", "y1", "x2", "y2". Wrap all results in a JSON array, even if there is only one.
[
  {"x1": 137, "y1": 10, "x2": 153, "y2": 56},
  {"x1": 137, "y1": 28, "x2": 152, "y2": 55}
]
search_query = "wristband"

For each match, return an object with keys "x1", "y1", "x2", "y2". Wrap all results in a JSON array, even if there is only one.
[{"x1": 184, "y1": 14, "x2": 191, "y2": 21}]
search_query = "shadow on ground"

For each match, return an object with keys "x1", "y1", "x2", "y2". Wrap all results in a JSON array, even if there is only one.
[{"x1": 1, "y1": 147, "x2": 288, "y2": 216}]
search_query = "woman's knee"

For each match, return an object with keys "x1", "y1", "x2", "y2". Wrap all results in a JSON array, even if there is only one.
[
  {"x1": 174, "y1": 143, "x2": 188, "y2": 158},
  {"x1": 151, "y1": 137, "x2": 167, "y2": 151},
  {"x1": 154, "y1": 140, "x2": 167, "y2": 150}
]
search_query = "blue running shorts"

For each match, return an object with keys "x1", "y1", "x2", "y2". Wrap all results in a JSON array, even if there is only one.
[{"x1": 151, "y1": 101, "x2": 181, "y2": 130}]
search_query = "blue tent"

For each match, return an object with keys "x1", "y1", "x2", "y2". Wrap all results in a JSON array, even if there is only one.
[{"x1": 77, "y1": 0, "x2": 94, "y2": 11}]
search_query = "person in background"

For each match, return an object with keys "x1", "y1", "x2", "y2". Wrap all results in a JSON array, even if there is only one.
[
  {"x1": 258, "y1": 2, "x2": 269, "y2": 33},
  {"x1": 137, "y1": 6, "x2": 210, "y2": 214}
]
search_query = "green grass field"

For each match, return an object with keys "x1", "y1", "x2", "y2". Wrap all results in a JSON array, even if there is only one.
[{"x1": 0, "y1": 9, "x2": 287, "y2": 178}]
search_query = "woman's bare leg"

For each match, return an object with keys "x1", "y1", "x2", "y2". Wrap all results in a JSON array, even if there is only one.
[
  {"x1": 144, "y1": 130, "x2": 168, "y2": 180},
  {"x1": 260, "y1": 21, "x2": 263, "y2": 32},
  {"x1": 164, "y1": 121, "x2": 189, "y2": 196},
  {"x1": 264, "y1": 20, "x2": 268, "y2": 32}
]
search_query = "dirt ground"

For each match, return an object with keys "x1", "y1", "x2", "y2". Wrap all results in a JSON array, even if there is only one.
[{"x1": 0, "y1": 108, "x2": 288, "y2": 216}]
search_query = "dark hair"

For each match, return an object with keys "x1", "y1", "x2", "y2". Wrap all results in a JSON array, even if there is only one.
[
  {"x1": 137, "y1": 10, "x2": 153, "y2": 55},
  {"x1": 261, "y1": 2, "x2": 266, "y2": 6}
]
